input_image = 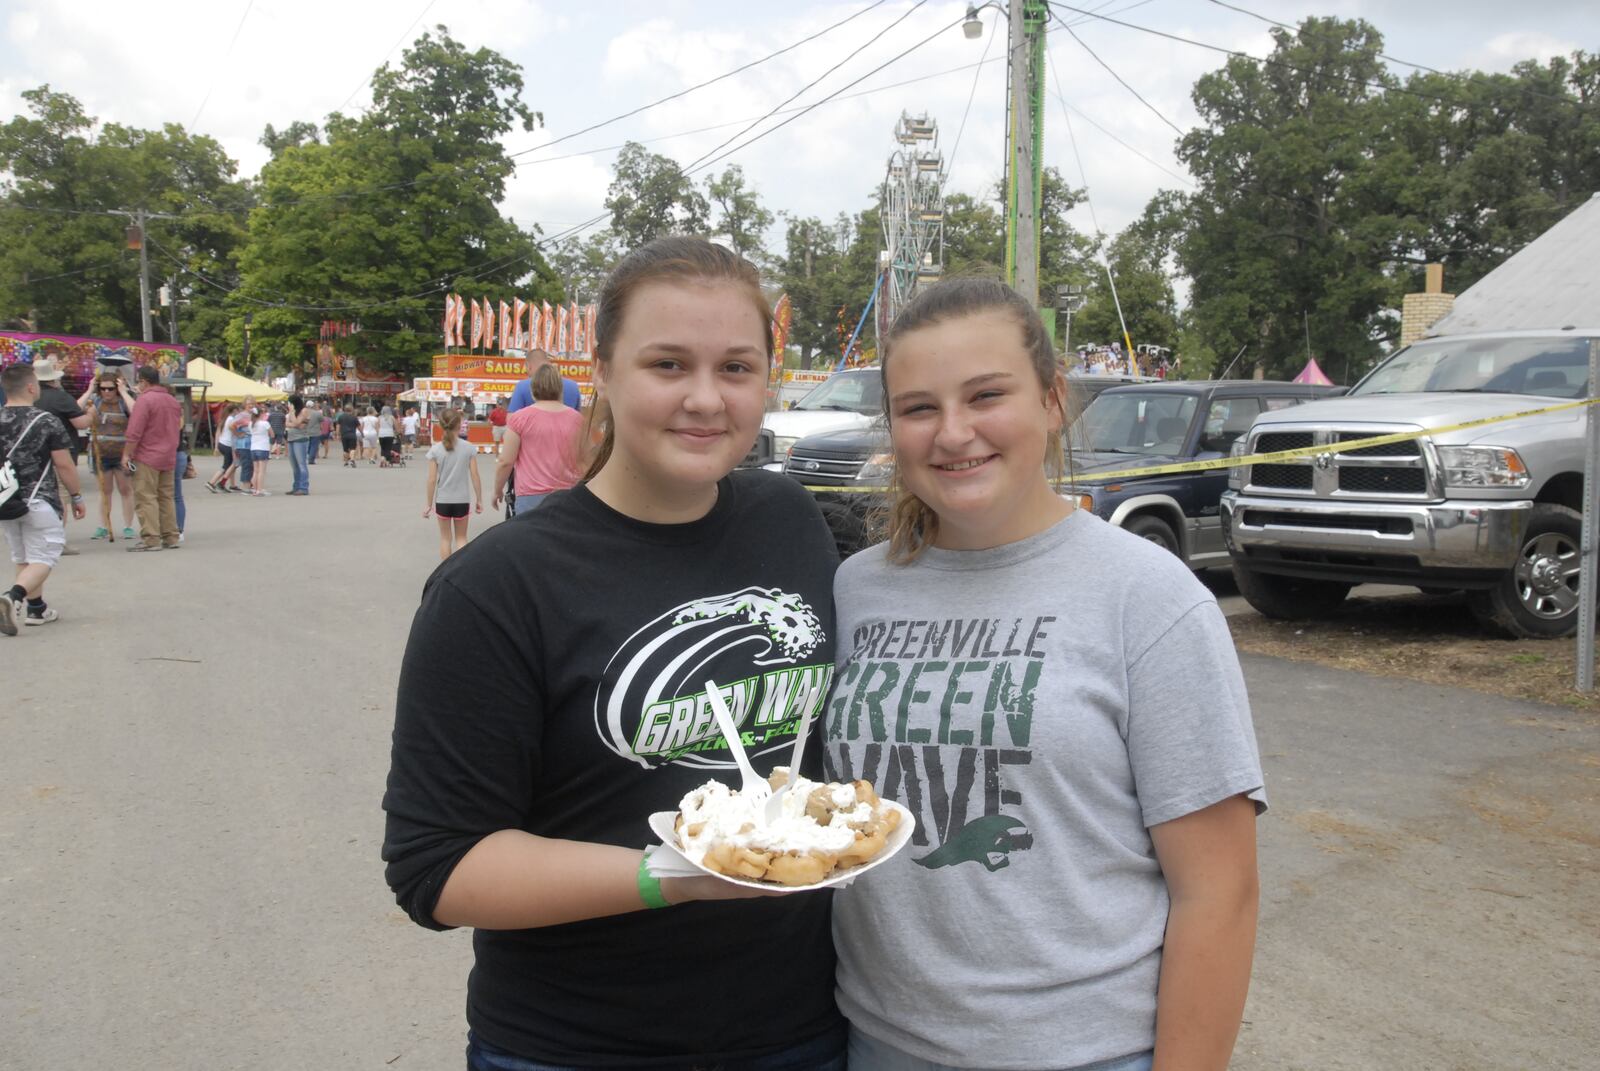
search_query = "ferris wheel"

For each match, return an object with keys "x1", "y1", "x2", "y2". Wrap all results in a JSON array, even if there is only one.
[{"x1": 878, "y1": 112, "x2": 946, "y2": 339}]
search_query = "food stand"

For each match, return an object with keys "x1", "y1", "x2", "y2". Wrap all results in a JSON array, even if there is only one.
[{"x1": 411, "y1": 351, "x2": 595, "y2": 452}]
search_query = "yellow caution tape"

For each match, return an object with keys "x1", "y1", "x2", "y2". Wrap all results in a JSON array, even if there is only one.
[{"x1": 799, "y1": 396, "x2": 1599, "y2": 494}]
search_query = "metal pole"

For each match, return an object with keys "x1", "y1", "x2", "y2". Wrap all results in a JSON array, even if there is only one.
[
  {"x1": 1576, "y1": 336, "x2": 1599, "y2": 691},
  {"x1": 137, "y1": 209, "x2": 153, "y2": 344},
  {"x1": 1008, "y1": 1, "x2": 1039, "y2": 307}
]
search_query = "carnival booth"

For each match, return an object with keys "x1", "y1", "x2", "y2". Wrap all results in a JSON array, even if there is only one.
[{"x1": 421, "y1": 294, "x2": 599, "y2": 452}]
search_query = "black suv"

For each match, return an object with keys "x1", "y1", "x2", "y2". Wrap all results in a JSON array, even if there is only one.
[
  {"x1": 1070, "y1": 380, "x2": 1343, "y2": 567},
  {"x1": 784, "y1": 374, "x2": 1158, "y2": 557}
]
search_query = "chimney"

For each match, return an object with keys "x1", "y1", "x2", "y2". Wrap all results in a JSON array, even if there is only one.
[{"x1": 1425, "y1": 263, "x2": 1444, "y2": 294}]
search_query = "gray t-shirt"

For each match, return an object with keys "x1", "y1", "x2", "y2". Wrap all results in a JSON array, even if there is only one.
[
  {"x1": 426, "y1": 441, "x2": 475, "y2": 505},
  {"x1": 825, "y1": 509, "x2": 1266, "y2": 1069}
]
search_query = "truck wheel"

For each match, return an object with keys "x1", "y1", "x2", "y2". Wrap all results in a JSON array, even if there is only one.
[
  {"x1": 1467, "y1": 504, "x2": 1583, "y2": 639},
  {"x1": 1233, "y1": 563, "x2": 1351, "y2": 620},
  {"x1": 1125, "y1": 514, "x2": 1179, "y2": 557}
]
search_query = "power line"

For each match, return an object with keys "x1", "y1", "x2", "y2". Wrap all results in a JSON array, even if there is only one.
[
  {"x1": 946, "y1": 5, "x2": 1003, "y2": 178},
  {"x1": 684, "y1": 8, "x2": 974, "y2": 181},
  {"x1": 1202, "y1": 0, "x2": 1587, "y2": 109},
  {"x1": 7, "y1": 257, "x2": 132, "y2": 285},
  {"x1": 1054, "y1": 15, "x2": 1185, "y2": 136},
  {"x1": 247, "y1": 0, "x2": 897, "y2": 215},
  {"x1": 1041, "y1": 32, "x2": 1195, "y2": 189},
  {"x1": 335, "y1": 0, "x2": 440, "y2": 115},
  {"x1": 188, "y1": 0, "x2": 256, "y2": 131},
  {"x1": 1046, "y1": 1, "x2": 1567, "y2": 110},
  {"x1": 681, "y1": 1, "x2": 931, "y2": 175}
]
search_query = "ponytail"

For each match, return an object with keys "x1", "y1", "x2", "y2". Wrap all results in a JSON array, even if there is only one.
[{"x1": 439, "y1": 409, "x2": 463, "y2": 452}]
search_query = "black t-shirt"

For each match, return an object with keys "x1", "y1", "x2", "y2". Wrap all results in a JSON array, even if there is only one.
[
  {"x1": 383, "y1": 471, "x2": 844, "y2": 1065},
  {"x1": 35, "y1": 386, "x2": 85, "y2": 460},
  {"x1": 2, "y1": 405, "x2": 74, "y2": 513},
  {"x1": 335, "y1": 412, "x2": 359, "y2": 437}
]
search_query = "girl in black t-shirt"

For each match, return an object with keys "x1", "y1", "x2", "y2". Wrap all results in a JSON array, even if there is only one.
[{"x1": 384, "y1": 237, "x2": 845, "y2": 1069}]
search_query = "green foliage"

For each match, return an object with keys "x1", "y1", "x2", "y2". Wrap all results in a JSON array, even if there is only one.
[
  {"x1": 704, "y1": 165, "x2": 773, "y2": 264},
  {"x1": 0, "y1": 85, "x2": 249, "y2": 358},
  {"x1": 231, "y1": 27, "x2": 560, "y2": 378},
  {"x1": 1163, "y1": 18, "x2": 1599, "y2": 380},
  {"x1": 604, "y1": 142, "x2": 709, "y2": 252}
]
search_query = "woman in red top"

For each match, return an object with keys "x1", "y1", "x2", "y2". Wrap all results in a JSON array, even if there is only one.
[
  {"x1": 491, "y1": 365, "x2": 582, "y2": 516},
  {"x1": 487, "y1": 400, "x2": 508, "y2": 456}
]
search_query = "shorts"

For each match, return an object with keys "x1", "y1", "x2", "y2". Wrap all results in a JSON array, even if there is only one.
[
  {"x1": 217, "y1": 444, "x2": 234, "y2": 467},
  {"x1": 342, "y1": 436, "x2": 358, "y2": 452},
  {"x1": 435, "y1": 501, "x2": 469, "y2": 519},
  {"x1": 491, "y1": 425, "x2": 506, "y2": 442},
  {"x1": 2, "y1": 499, "x2": 66, "y2": 568},
  {"x1": 362, "y1": 435, "x2": 378, "y2": 448},
  {"x1": 253, "y1": 450, "x2": 271, "y2": 462},
  {"x1": 404, "y1": 433, "x2": 416, "y2": 446},
  {"x1": 91, "y1": 450, "x2": 125, "y2": 474}
]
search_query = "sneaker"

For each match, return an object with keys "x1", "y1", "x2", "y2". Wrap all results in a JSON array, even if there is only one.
[
  {"x1": 91, "y1": 527, "x2": 110, "y2": 540},
  {"x1": 24, "y1": 607, "x2": 58, "y2": 626},
  {"x1": 0, "y1": 593, "x2": 20, "y2": 636},
  {"x1": 126, "y1": 542, "x2": 163, "y2": 552},
  {"x1": 178, "y1": 533, "x2": 185, "y2": 543},
  {"x1": 122, "y1": 527, "x2": 136, "y2": 540}
]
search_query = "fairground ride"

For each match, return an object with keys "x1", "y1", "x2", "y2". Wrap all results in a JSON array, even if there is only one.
[{"x1": 876, "y1": 112, "x2": 946, "y2": 344}]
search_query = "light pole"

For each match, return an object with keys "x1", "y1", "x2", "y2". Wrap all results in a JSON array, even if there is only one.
[
  {"x1": 965, "y1": 2, "x2": 1047, "y2": 308},
  {"x1": 1056, "y1": 283, "x2": 1086, "y2": 357}
]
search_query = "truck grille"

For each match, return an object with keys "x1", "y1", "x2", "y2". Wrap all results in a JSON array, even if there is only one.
[
  {"x1": 1244, "y1": 425, "x2": 1433, "y2": 500},
  {"x1": 785, "y1": 447, "x2": 867, "y2": 486},
  {"x1": 1338, "y1": 467, "x2": 1427, "y2": 494}
]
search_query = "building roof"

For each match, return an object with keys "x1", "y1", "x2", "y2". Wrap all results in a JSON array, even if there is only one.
[{"x1": 1428, "y1": 192, "x2": 1600, "y2": 336}]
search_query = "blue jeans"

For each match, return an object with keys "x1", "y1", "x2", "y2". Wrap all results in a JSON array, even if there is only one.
[
  {"x1": 509, "y1": 493, "x2": 548, "y2": 517},
  {"x1": 288, "y1": 439, "x2": 310, "y2": 493},
  {"x1": 235, "y1": 445, "x2": 253, "y2": 485},
  {"x1": 466, "y1": 1025, "x2": 846, "y2": 1071},
  {"x1": 847, "y1": 1027, "x2": 1152, "y2": 1071},
  {"x1": 174, "y1": 450, "x2": 188, "y2": 533}
]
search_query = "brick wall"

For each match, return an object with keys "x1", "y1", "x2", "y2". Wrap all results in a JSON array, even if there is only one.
[{"x1": 1401, "y1": 292, "x2": 1455, "y2": 347}]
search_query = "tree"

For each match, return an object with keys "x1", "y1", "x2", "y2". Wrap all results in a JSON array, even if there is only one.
[
  {"x1": 704, "y1": 165, "x2": 772, "y2": 263},
  {"x1": 0, "y1": 85, "x2": 250, "y2": 359},
  {"x1": 232, "y1": 27, "x2": 561, "y2": 377},
  {"x1": 604, "y1": 142, "x2": 708, "y2": 252},
  {"x1": 1071, "y1": 225, "x2": 1179, "y2": 356},
  {"x1": 1169, "y1": 17, "x2": 1402, "y2": 379}
]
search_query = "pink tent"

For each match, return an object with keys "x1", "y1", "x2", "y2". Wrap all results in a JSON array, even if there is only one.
[{"x1": 1293, "y1": 357, "x2": 1334, "y2": 385}]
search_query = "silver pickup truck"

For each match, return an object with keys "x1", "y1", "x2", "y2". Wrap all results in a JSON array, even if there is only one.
[{"x1": 1221, "y1": 329, "x2": 1599, "y2": 637}]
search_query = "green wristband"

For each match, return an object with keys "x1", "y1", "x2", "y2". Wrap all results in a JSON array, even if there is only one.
[{"x1": 637, "y1": 854, "x2": 670, "y2": 910}]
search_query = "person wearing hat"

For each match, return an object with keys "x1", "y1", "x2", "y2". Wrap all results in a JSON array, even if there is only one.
[{"x1": 30, "y1": 358, "x2": 88, "y2": 555}]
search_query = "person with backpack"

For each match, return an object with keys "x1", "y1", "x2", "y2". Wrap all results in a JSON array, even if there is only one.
[{"x1": 0, "y1": 364, "x2": 86, "y2": 635}]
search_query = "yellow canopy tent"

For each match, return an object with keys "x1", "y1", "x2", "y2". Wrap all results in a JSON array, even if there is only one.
[{"x1": 184, "y1": 358, "x2": 287, "y2": 402}]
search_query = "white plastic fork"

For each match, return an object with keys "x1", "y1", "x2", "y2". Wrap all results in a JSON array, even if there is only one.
[
  {"x1": 704, "y1": 680, "x2": 769, "y2": 801},
  {"x1": 763, "y1": 703, "x2": 816, "y2": 824}
]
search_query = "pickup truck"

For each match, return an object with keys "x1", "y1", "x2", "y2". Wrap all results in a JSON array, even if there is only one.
[
  {"x1": 740, "y1": 366, "x2": 882, "y2": 470},
  {"x1": 1221, "y1": 329, "x2": 1599, "y2": 638},
  {"x1": 783, "y1": 373, "x2": 1157, "y2": 555},
  {"x1": 1070, "y1": 380, "x2": 1341, "y2": 566}
]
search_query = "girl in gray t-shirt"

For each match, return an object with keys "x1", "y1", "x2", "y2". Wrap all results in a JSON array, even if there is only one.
[
  {"x1": 827, "y1": 279, "x2": 1265, "y2": 1071},
  {"x1": 424, "y1": 409, "x2": 482, "y2": 560}
]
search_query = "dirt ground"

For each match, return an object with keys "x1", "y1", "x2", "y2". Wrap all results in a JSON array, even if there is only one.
[{"x1": 1227, "y1": 592, "x2": 1600, "y2": 716}]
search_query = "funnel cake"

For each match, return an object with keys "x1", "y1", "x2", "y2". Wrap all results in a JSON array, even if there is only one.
[{"x1": 674, "y1": 771, "x2": 902, "y2": 886}]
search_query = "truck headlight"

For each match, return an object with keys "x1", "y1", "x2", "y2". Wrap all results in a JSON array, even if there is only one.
[
  {"x1": 773, "y1": 436, "x2": 799, "y2": 462},
  {"x1": 1227, "y1": 438, "x2": 1250, "y2": 489},
  {"x1": 858, "y1": 452, "x2": 894, "y2": 484},
  {"x1": 1436, "y1": 446, "x2": 1530, "y2": 488}
]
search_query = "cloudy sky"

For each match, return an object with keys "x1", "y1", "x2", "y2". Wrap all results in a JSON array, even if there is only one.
[{"x1": 5, "y1": 0, "x2": 1596, "y2": 257}]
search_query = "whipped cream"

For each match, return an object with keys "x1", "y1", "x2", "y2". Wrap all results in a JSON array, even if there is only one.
[{"x1": 676, "y1": 776, "x2": 862, "y2": 861}]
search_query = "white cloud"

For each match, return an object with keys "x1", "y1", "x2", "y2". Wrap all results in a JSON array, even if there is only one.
[{"x1": 8, "y1": 10, "x2": 40, "y2": 44}]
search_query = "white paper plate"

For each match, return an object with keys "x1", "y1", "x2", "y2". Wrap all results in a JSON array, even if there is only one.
[{"x1": 647, "y1": 800, "x2": 917, "y2": 892}]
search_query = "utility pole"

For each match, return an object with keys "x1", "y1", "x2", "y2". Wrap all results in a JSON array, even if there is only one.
[
  {"x1": 136, "y1": 209, "x2": 153, "y2": 342},
  {"x1": 1004, "y1": 1, "x2": 1047, "y2": 308}
]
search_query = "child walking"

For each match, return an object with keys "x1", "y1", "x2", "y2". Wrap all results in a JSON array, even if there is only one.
[{"x1": 422, "y1": 408, "x2": 481, "y2": 559}]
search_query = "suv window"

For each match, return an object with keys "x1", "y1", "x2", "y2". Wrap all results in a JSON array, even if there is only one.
[
  {"x1": 1081, "y1": 392, "x2": 1198, "y2": 457},
  {"x1": 1354, "y1": 336, "x2": 1592, "y2": 398},
  {"x1": 793, "y1": 370, "x2": 882, "y2": 414},
  {"x1": 1198, "y1": 396, "x2": 1264, "y2": 453}
]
